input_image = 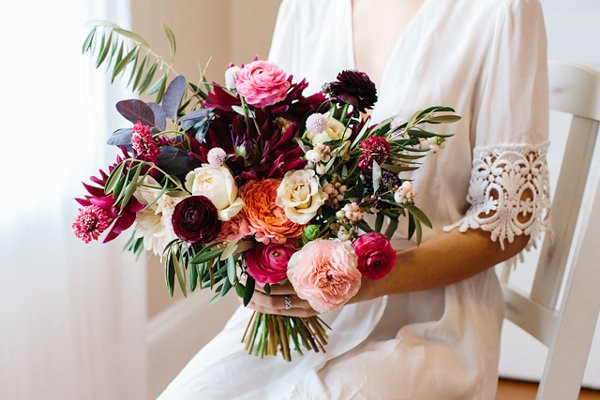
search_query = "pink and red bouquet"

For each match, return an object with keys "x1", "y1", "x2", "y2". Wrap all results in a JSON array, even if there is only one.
[{"x1": 74, "y1": 23, "x2": 459, "y2": 361}]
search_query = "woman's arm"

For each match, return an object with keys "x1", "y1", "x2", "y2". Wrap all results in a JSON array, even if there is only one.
[
  {"x1": 351, "y1": 228, "x2": 528, "y2": 302},
  {"x1": 247, "y1": 228, "x2": 529, "y2": 317}
]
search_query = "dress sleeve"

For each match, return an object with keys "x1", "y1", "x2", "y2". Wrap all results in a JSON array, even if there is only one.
[{"x1": 444, "y1": 0, "x2": 551, "y2": 249}]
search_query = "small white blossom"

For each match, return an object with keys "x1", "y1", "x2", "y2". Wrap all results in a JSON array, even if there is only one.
[{"x1": 224, "y1": 66, "x2": 241, "y2": 90}]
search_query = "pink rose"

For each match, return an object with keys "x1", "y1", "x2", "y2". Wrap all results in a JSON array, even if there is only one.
[
  {"x1": 245, "y1": 243, "x2": 295, "y2": 286},
  {"x1": 287, "y1": 239, "x2": 361, "y2": 313},
  {"x1": 235, "y1": 60, "x2": 291, "y2": 107},
  {"x1": 352, "y1": 232, "x2": 397, "y2": 280}
]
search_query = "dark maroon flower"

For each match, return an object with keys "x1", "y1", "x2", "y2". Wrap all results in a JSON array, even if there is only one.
[
  {"x1": 352, "y1": 232, "x2": 397, "y2": 280},
  {"x1": 324, "y1": 70, "x2": 377, "y2": 114},
  {"x1": 364, "y1": 170, "x2": 402, "y2": 211},
  {"x1": 245, "y1": 243, "x2": 295, "y2": 286},
  {"x1": 358, "y1": 136, "x2": 390, "y2": 171},
  {"x1": 172, "y1": 196, "x2": 221, "y2": 244}
]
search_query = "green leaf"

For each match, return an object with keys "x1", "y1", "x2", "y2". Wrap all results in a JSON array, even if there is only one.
[
  {"x1": 384, "y1": 218, "x2": 399, "y2": 239},
  {"x1": 82, "y1": 28, "x2": 96, "y2": 54},
  {"x1": 111, "y1": 42, "x2": 124, "y2": 82},
  {"x1": 188, "y1": 262, "x2": 198, "y2": 292},
  {"x1": 424, "y1": 114, "x2": 462, "y2": 124},
  {"x1": 375, "y1": 212, "x2": 384, "y2": 233},
  {"x1": 147, "y1": 72, "x2": 168, "y2": 103},
  {"x1": 220, "y1": 278, "x2": 232, "y2": 297},
  {"x1": 96, "y1": 32, "x2": 112, "y2": 67},
  {"x1": 173, "y1": 249, "x2": 187, "y2": 297},
  {"x1": 414, "y1": 219, "x2": 423, "y2": 244},
  {"x1": 139, "y1": 61, "x2": 158, "y2": 93},
  {"x1": 355, "y1": 219, "x2": 373, "y2": 233},
  {"x1": 235, "y1": 283, "x2": 245, "y2": 298},
  {"x1": 208, "y1": 291, "x2": 223, "y2": 305},
  {"x1": 226, "y1": 256, "x2": 236, "y2": 285},
  {"x1": 191, "y1": 246, "x2": 225, "y2": 264},
  {"x1": 132, "y1": 55, "x2": 148, "y2": 92},
  {"x1": 104, "y1": 161, "x2": 125, "y2": 194},
  {"x1": 220, "y1": 241, "x2": 238, "y2": 261},
  {"x1": 165, "y1": 253, "x2": 175, "y2": 297},
  {"x1": 407, "y1": 213, "x2": 415, "y2": 240},
  {"x1": 113, "y1": 27, "x2": 149, "y2": 47},
  {"x1": 161, "y1": 23, "x2": 177, "y2": 59},
  {"x1": 118, "y1": 163, "x2": 142, "y2": 209},
  {"x1": 243, "y1": 275, "x2": 256, "y2": 306},
  {"x1": 86, "y1": 20, "x2": 119, "y2": 29},
  {"x1": 406, "y1": 204, "x2": 432, "y2": 228},
  {"x1": 112, "y1": 45, "x2": 139, "y2": 83}
]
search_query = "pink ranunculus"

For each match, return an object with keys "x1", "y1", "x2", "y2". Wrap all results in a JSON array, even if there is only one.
[
  {"x1": 235, "y1": 60, "x2": 291, "y2": 108},
  {"x1": 287, "y1": 239, "x2": 361, "y2": 313},
  {"x1": 352, "y1": 232, "x2": 397, "y2": 280},
  {"x1": 215, "y1": 212, "x2": 255, "y2": 243},
  {"x1": 245, "y1": 243, "x2": 295, "y2": 286}
]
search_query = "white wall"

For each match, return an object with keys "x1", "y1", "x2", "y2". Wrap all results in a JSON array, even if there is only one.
[{"x1": 498, "y1": 0, "x2": 600, "y2": 388}]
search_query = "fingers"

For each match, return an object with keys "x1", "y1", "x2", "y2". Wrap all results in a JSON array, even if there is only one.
[
  {"x1": 246, "y1": 290, "x2": 319, "y2": 317},
  {"x1": 255, "y1": 281, "x2": 296, "y2": 295}
]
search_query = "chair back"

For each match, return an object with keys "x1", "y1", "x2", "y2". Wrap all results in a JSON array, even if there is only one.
[{"x1": 500, "y1": 61, "x2": 600, "y2": 400}]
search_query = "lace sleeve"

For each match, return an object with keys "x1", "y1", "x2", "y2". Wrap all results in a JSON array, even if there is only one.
[{"x1": 444, "y1": 143, "x2": 551, "y2": 249}]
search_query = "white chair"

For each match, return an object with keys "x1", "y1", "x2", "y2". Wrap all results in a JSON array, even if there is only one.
[{"x1": 500, "y1": 61, "x2": 600, "y2": 399}]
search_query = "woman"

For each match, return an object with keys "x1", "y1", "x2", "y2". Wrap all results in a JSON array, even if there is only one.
[{"x1": 159, "y1": 0, "x2": 550, "y2": 398}]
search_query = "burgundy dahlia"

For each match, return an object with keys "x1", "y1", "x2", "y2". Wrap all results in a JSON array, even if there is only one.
[
  {"x1": 324, "y1": 70, "x2": 377, "y2": 114},
  {"x1": 358, "y1": 136, "x2": 390, "y2": 171},
  {"x1": 172, "y1": 196, "x2": 221, "y2": 244}
]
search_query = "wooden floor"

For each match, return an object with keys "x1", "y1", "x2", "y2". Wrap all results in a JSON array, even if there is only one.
[{"x1": 496, "y1": 379, "x2": 600, "y2": 399}]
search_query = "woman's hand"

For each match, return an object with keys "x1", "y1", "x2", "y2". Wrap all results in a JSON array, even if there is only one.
[{"x1": 246, "y1": 281, "x2": 320, "y2": 318}]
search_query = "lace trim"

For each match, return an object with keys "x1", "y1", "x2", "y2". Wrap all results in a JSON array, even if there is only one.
[{"x1": 444, "y1": 142, "x2": 551, "y2": 250}]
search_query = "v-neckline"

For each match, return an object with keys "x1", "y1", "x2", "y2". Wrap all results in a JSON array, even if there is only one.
[{"x1": 347, "y1": 0, "x2": 429, "y2": 93}]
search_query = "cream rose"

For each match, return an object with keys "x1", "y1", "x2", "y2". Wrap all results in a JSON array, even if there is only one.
[
  {"x1": 305, "y1": 117, "x2": 350, "y2": 146},
  {"x1": 185, "y1": 165, "x2": 244, "y2": 221},
  {"x1": 276, "y1": 169, "x2": 327, "y2": 225}
]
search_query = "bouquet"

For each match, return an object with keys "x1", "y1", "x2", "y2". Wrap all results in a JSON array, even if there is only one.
[{"x1": 73, "y1": 22, "x2": 460, "y2": 361}]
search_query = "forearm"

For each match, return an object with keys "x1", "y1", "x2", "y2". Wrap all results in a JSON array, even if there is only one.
[{"x1": 351, "y1": 228, "x2": 529, "y2": 302}]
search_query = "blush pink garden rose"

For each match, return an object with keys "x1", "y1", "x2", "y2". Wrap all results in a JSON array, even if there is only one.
[
  {"x1": 287, "y1": 239, "x2": 361, "y2": 313},
  {"x1": 235, "y1": 60, "x2": 291, "y2": 107},
  {"x1": 351, "y1": 232, "x2": 397, "y2": 280},
  {"x1": 245, "y1": 243, "x2": 295, "y2": 286}
]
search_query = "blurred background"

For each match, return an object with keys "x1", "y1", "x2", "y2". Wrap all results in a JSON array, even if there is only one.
[{"x1": 0, "y1": 0, "x2": 598, "y2": 399}]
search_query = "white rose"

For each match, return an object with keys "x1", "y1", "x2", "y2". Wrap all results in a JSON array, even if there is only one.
[
  {"x1": 305, "y1": 117, "x2": 350, "y2": 145},
  {"x1": 276, "y1": 169, "x2": 327, "y2": 225},
  {"x1": 185, "y1": 165, "x2": 244, "y2": 221}
]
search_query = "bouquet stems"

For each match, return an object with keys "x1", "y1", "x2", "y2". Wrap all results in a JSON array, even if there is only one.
[{"x1": 242, "y1": 312, "x2": 330, "y2": 362}]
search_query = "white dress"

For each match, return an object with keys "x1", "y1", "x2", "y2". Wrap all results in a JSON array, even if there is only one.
[{"x1": 158, "y1": 0, "x2": 550, "y2": 398}]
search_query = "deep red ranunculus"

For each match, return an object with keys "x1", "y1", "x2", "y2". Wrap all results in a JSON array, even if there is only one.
[
  {"x1": 352, "y1": 232, "x2": 397, "y2": 280},
  {"x1": 172, "y1": 196, "x2": 221, "y2": 244},
  {"x1": 245, "y1": 243, "x2": 295, "y2": 286}
]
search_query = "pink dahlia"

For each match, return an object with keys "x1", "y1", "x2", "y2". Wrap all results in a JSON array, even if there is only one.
[
  {"x1": 72, "y1": 205, "x2": 110, "y2": 243},
  {"x1": 358, "y1": 136, "x2": 390, "y2": 171},
  {"x1": 132, "y1": 120, "x2": 160, "y2": 163}
]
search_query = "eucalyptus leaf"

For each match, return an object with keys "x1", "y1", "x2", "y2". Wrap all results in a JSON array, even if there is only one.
[
  {"x1": 178, "y1": 108, "x2": 211, "y2": 131},
  {"x1": 162, "y1": 75, "x2": 187, "y2": 119},
  {"x1": 173, "y1": 249, "x2": 187, "y2": 297},
  {"x1": 226, "y1": 256, "x2": 236, "y2": 285},
  {"x1": 232, "y1": 105, "x2": 255, "y2": 118},
  {"x1": 112, "y1": 45, "x2": 139, "y2": 82},
  {"x1": 147, "y1": 102, "x2": 167, "y2": 131},
  {"x1": 157, "y1": 146, "x2": 202, "y2": 176},
  {"x1": 116, "y1": 99, "x2": 155, "y2": 126},
  {"x1": 106, "y1": 128, "x2": 133, "y2": 147}
]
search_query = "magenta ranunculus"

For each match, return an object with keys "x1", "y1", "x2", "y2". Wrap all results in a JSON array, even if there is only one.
[
  {"x1": 235, "y1": 60, "x2": 291, "y2": 107},
  {"x1": 245, "y1": 243, "x2": 295, "y2": 286},
  {"x1": 172, "y1": 195, "x2": 221, "y2": 244},
  {"x1": 352, "y1": 232, "x2": 397, "y2": 280},
  {"x1": 287, "y1": 239, "x2": 361, "y2": 313}
]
